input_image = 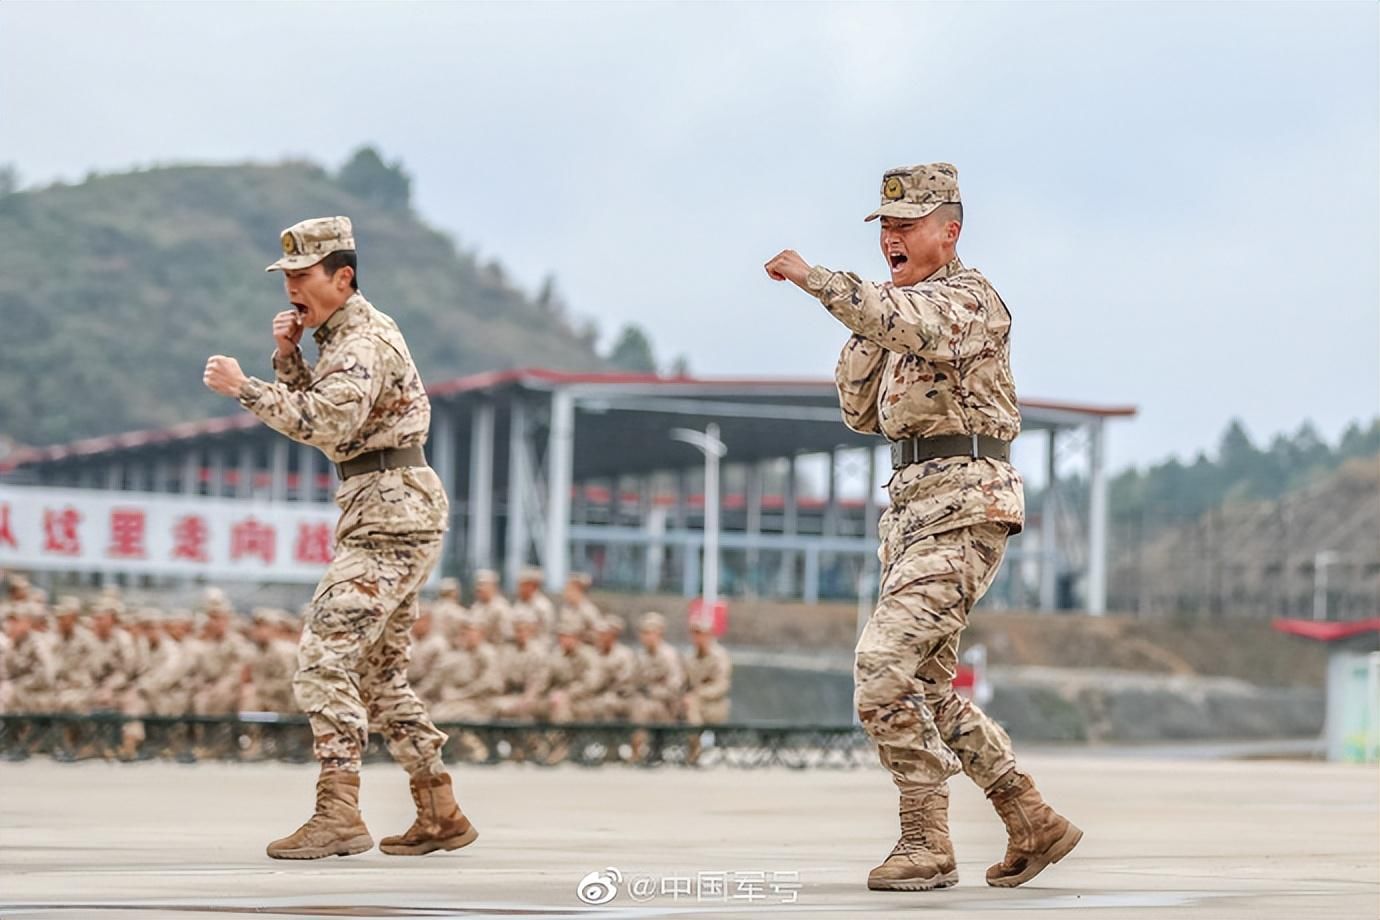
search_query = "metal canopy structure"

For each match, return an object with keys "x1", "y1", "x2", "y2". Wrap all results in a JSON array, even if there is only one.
[{"x1": 1, "y1": 368, "x2": 1136, "y2": 612}]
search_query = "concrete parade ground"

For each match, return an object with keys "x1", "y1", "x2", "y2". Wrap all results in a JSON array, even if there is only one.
[{"x1": 1, "y1": 752, "x2": 1376, "y2": 920}]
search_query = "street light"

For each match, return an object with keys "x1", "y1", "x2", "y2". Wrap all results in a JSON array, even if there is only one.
[
  {"x1": 1313, "y1": 550, "x2": 1341, "y2": 621},
  {"x1": 671, "y1": 423, "x2": 727, "y2": 610}
]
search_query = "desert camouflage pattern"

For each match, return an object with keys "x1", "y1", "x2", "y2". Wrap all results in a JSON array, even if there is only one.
[
  {"x1": 0, "y1": 629, "x2": 54, "y2": 713},
  {"x1": 854, "y1": 522, "x2": 1016, "y2": 793},
  {"x1": 189, "y1": 633, "x2": 251, "y2": 716},
  {"x1": 864, "y1": 162, "x2": 961, "y2": 222},
  {"x1": 264, "y1": 215, "x2": 355, "y2": 273},
  {"x1": 544, "y1": 642, "x2": 601, "y2": 722},
  {"x1": 630, "y1": 642, "x2": 685, "y2": 724},
  {"x1": 512, "y1": 591, "x2": 556, "y2": 637},
  {"x1": 407, "y1": 629, "x2": 450, "y2": 706},
  {"x1": 492, "y1": 637, "x2": 551, "y2": 719},
  {"x1": 809, "y1": 256, "x2": 1024, "y2": 539},
  {"x1": 469, "y1": 595, "x2": 514, "y2": 646},
  {"x1": 560, "y1": 596, "x2": 602, "y2": 639},
  {"x1": 244, "y1": 637, "x2": 298, "y2": 713},
  {"x1": 683, "y1": 640, "x2": 733, "y2": 725},
  {"x1": 432, "y1": 638, "x2": 503, "y2": 722},
  {"x1": 584, "y1": 640, "x2": 636, "y2": 721},
  {"x1": 295, "y1": 537, "x2": 448, "y2": 775}
]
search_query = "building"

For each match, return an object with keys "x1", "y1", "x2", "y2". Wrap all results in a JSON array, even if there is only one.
[{"x1": 1, "y1": 369, "x2": 1135, "y2": 611}]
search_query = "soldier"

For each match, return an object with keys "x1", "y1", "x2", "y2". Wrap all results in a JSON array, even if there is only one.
[
  {"x1": 0, "y1": 607, "x2": 55, "y2": 714},
  {"x1": 190, "y1": 606, "x2": 249, "y2": 717},
  {"x1": 511, "y1": 567, "x2": 556, "y2": 637},
  {"x1": 468, "y1": 570, "x2": 514, "y2": 646},
  {"x1": 407, "y1": 606, "x2": 450, "y2": 707},
  {"x1": 629, "y1": 612, "x2": 684, "y2": 723},
  {"x1": 86, "y1": 599, "x2": 144, "y2": 758},
  {"x1": 586, "y1": 615, "x2": 635, "y2": 721},
  {"x1": 558, "y1": 572, "x2": 602, "y2": 638},
  {"x1": 204, "y1": 216, "x2": 475, "y2": 858},
  {"x1": 765, "y1": 162, "x2": 1081, "y2": 891},
  {"x1": 431, "y1": 577, "x2": 468, "y2": 647},
  {"x1": 243, "y1": 610, "x2": 298, "y2": 713},
  {"x1": 492, "y1": 608, "x2": 550, "y2": 721},
  {"x1": 682, "y1": 616, "x2": 732, "y2": 726},
  {"x1": 48, "y1": 598, "x2": 94, "y2": 713},
  {"x1": 134, "y1": 608, "x2": 187, "y2": 717},
  {"x1": 543, "y1": 611, "x2": 601, "y2": 723},
  {"x1": 432, "y1": 615, "x2": 502, "y2": 721}
]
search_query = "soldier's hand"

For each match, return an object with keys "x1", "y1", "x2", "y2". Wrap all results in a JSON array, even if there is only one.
[
  {"x1": 273, "y1": 309, "x2": 305, "y2": 357},
  {"x1": 764, "y1": 249, "x2": 811, "y2": 289},
  {"x1": 204, "y1": 355, "x2": 248, "y2": 398}
]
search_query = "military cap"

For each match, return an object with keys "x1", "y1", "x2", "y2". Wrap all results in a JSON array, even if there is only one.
[
  {"x1": 567, "y1": 571, "x2": 593, "y2": 589},
  {"x1": 638, "y1": 611, "x2": 667, "y2": 633},
  {"x1": 865, "y1": 162, "x2": 961, "y2": 222},
  {"x1": 511, "y1": 606, "x2": 540, "y2": 627},
  {"x1": 474, "y1": 569, "x2": 500, "y2": 586},
  {"x1": 251, "y1": 607, "x2": 277, "y2": 626},
  {"x1": 438, "y1": 577, "x2": 461, "y2": 596},
  {"x1": 599, "y1": 614, "x2": 626, "y2": 635},
  {"x1": 517, "y1": 566, "x2": 545, "y2": 585},
  {"x1": 135, "y1": 607, "x2": 165, "y2": 628},
  {"x1": 54, "y1": 595, "x2": 82, "y2": 616},
  {"x1": 265, "y1": 216, "x2": 355, "y2": 273},
  {"x1": 7, "y1": 573, "x2": 31, "y2": 594},
  {"x1": 688, "y1": 612, "x2": 715, "y2": 633}
]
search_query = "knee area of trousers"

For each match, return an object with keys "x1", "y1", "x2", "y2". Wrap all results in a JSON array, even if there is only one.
[{"x1": 853, "y1": 652, "x2": 915, "y2": 705}]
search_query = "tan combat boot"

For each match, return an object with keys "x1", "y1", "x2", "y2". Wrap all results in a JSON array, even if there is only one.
[
  {"x1": 985, "y1": 770, "x2": 1083, "y2": 887},
  {"x1": 867, "y1": 786, "x2": 959, "y2": 891},
  {"x1": 379, "y1": 773, "x2": 479, "y2": 856},
  {"x1": 266, "y1": 772, "x2": 374, "y2": 859}
]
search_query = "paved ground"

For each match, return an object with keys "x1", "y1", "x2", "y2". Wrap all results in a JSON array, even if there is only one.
[{"x1": 1, "y1": 753, "x2": 1376, "y2": 919}]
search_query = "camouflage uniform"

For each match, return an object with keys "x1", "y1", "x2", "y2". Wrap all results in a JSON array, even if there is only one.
[
  {"x1": 0, "y1": 623, "x2": 55, "y2": 713},
  {"x1": 512, "y1": 568, "x2": 556, "y2": 637},
  {"x1": 630, "y1": 613, "x2": 685, "y2": 724},
  {"x1": 408, "y1": 621, "x2": 451, "y2": 707},
  {"x1": 48, "y1": 617, "x2": 97, "y2": 712},
  {"x1": 492, "y1": 622, "x2": 550, "y2": 721},
  {"x1": 430, "y1": 579, "x2": 468, "y2": 648},
  {"x1": 240, "y1": 216, "x2": 450, "y2": 776},
  {"x1": 586, "y1": 616, "x2": 636, "y2": 721},
  {"x1": 244, "y1": 612, "x2": 299, "y2": 713},
  {"x1": 544, "y1": 615, "x2": 602, "y2": 723},
  {"x1": 431, "y1": 635, "x2": 503, "y2": 723},
  {"x1": 190, "y1": 628, "x2": 251, "y2": 716},
  {"x1": 805, "y1": 163, "x2": 1022, "y2": 796},
  {"x1": 468, "y1": 572, "x2": 514, "y2": 646},
  {"x1": 683, "y1": 638, "x2": 733, "y2": 725}
]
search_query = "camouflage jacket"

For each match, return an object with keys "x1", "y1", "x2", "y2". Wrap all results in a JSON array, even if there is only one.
[
  {"x1": 512, "y1": 592, "x2": 556, "y2": 635},
  {"x1": 683, "y1": 642, "x2": 732, "y2": 703},
  {"x1": 547, "y1": 644, "x2": 601, "y2": 697},
  {"x1": 590, "y1": 642, "x2": 636, "y2": 698},
  {"x1": 634, "y1": 642, "x2": 685, "y2": 704},
  {"x1": 499, "y1": 639, "x2": 551, "y2": 697},
  {"x1": 807, "y1": 257, "x2": 1024, "y2": 539},
  {"x1": 239, "y1": 293, "x2": 448, "y2": 541},
  {"x1": 436, "y1": 643, "x2": 503, "y2": 701}
]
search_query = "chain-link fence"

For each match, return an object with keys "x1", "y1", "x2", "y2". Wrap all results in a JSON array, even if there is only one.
[{"x1": 0, "y1": 713, "x2": 873, "y2": 769}]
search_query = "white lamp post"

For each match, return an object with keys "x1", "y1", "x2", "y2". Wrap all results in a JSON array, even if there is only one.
[{"x1": 671, "y1": 424, "x2": 727, "y2": 610}]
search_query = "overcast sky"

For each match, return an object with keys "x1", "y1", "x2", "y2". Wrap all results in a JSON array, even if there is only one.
[{"x1": 2, "y1": 2, "x2": 1376, "y2": 473}]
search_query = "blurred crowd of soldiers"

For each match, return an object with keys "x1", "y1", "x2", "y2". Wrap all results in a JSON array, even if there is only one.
[{"x1": 0, "y1": 567, "x2": 733, "y2": 759}]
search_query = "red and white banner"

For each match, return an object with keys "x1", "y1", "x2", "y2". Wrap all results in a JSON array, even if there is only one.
[{"x1": 0, "y1": 484, "x2": 342, "y2": 583}]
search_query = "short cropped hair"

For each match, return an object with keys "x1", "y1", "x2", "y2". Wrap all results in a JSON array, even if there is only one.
[{"x1": 320, "y1": 250, "x2": 358, "y2": 291}]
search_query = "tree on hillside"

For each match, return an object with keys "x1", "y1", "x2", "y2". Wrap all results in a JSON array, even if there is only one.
[
  {"x1": 337, "y1": 146, "x2": 411, "y2": 211},
  {"x1": 605, "y1": 324, "x2": 657, "y2": 373}
]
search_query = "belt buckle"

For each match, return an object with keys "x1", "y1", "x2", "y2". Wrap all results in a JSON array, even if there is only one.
[{"x1": 970, "y1": 434, "x2": 979, "y2": 459}]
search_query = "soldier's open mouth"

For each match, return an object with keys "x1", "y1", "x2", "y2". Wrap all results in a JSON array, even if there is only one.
[
  {"x1": 292, "y1": 303, "x2": 307, "y2": 317},
  {"x1": 889, "y1": 253, "x2": 908, "y2": 269}
]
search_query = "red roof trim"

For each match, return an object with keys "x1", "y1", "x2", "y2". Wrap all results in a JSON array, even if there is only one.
[
  {"x1": 1271, "y1": 617, "x2": 1380, "y2": 642},
  {"x1": 2, "y1": 366, "x2": 1137, "y2": 470}
]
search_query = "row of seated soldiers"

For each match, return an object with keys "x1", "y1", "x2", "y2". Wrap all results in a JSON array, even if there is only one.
[{"x1": 0, "y1": 568, "x2": 734, "y2": 739}]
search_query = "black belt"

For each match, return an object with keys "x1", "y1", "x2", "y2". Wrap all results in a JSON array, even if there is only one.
[
  {"x1": 335, "y1": 445, "x2": 428, "y2": 480},
  {"x1": 890, "y1": 434, "x2": 1011, "y2": 469}
]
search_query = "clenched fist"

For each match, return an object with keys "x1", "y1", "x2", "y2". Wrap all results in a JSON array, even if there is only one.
[
  {"x1": 764, "y1": 249, "x2": 812, "y2": 290},
  {"x1": 273, "y1": 308, "x2": 305, "y2": 358},
  {"x1": 204, "y1": 355, "x2": 248, "y2": 398}
]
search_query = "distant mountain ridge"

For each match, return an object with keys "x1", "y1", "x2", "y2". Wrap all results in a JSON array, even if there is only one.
[{"x1": 0, "y1": 154, "x2": 607, "y2": 446}]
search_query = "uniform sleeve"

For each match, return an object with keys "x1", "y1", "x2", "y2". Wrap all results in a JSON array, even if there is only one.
[
  {"x1": 238, "y1": 334, "x2": 383, "y2": 452},
  {"x1": 834, "y1": 335, "x2": 886, "y2": 435},
  {"x1": 649, "y1": 648, "x2": 685, "y2": 703},
  {"x1": 806, "y1": 265, "x2": 993, "y2": 362},
  {"x1": 523, "y1": 655, "x2": 552, "y2": 698},
  {"x1": 272, "y1": 347, "x2": 315, "y2": 392}
]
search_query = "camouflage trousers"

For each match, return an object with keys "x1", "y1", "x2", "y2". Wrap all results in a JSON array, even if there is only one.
[
  {"x1": 855, "y1": 521, "x2": 1016, "y2": 795},
  {"x1": 294, "y1": 535, "x2": 448, "y2": 777},
  {"x1": 684, "y1": 696, "x2": 729, "y2": 726}
]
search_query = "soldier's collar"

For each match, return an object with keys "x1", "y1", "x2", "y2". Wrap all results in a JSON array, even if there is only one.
[
  {"x1": 313, "y1": 292, "x2": 367, "y2": 346},
  {"x1": 923, "y1": 257, "x2": 964, "y2": 283}
]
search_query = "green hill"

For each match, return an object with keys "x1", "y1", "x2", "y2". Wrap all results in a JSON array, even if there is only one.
[{"x1": 0, "y1": 152, "x2": 608, "y2": 446}]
